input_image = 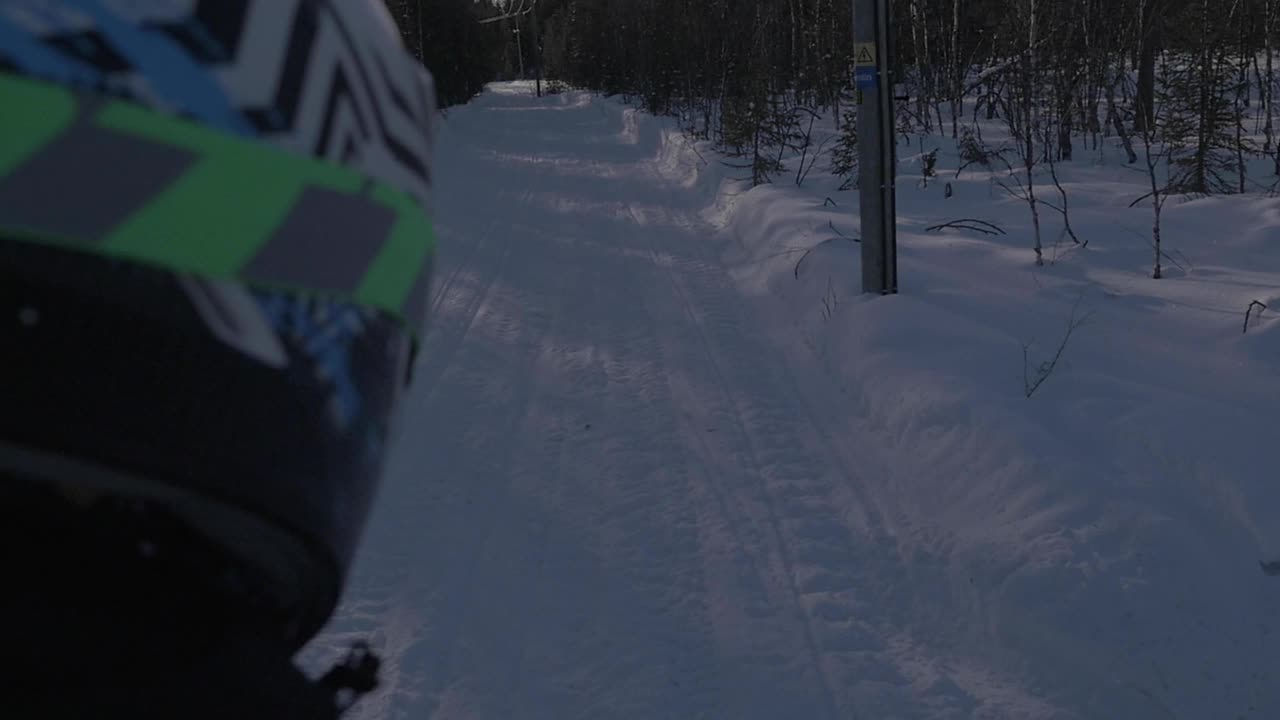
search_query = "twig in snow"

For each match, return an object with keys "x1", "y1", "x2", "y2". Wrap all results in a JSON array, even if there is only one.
[
  {"x1": 820, "y1": 276, "x2": 839, "y2": 320},
  {"x1": 1128, "y1": 191, "x2": 1156, "y2": 209},
  {"x1": 1119, "y1": 225, "x2": 1189, "y2": 274},
  {"x1": 681, "y1": 135, "x2": 709, "y2": 166},
  {"x1": 1042, "y1": 127, "x2": 1084, "y2": 247},
  {"x1": 1244, "y1": 300, "x2": 1269, "y2": 334},
  {"x1": 1023, "y1": 297, "x2": 1091, "y2": 398},
  {"x1": 1049, "y1": 226, "x2": 1081, "y2": 266},
  {"x1": 795, "y1": 113, "x2": 832, "y2": 187},
  {"x1": 1172, "y1": 249, "x2": 1194, "y2": 273},
  {"x1": 795, "y1": 236, "x2": 860, "y2": 279},
  {"x1": 829, "y1": 220, "x2": 858, "y2": 240},
  {"x1": 1151, "y1": 244, "x2": 1187, "y2": 274}
]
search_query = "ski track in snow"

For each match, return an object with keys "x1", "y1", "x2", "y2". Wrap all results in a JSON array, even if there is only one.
[
  {"x1": 292, "y1": 81, "x2": 1280, "y2": 720},
  {"x1": 302, "y1": 87, "x2": 1060, "y2": 719},
  {"x1": 296, "y1": 89, "x2": 921, "y2": 717}
]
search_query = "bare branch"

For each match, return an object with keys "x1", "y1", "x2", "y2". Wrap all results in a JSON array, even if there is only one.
[
  {"x1": 926, "y1": 218, "x2": 1008, "y2": 235},
  {"x1": 795, "y1": 236, "x2": 860, "y2": 279},
  {"x1": 1244, "y1": 300, "x2": 1269, "y2": 334},
  {"x1": 1024, "y1": 297, "x2": 1091, "y2": 399}
]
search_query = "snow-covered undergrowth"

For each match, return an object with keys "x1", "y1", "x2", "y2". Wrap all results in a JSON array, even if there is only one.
[{"x1": 646, "y1": 98, "x2": 1280, "y2": 717}]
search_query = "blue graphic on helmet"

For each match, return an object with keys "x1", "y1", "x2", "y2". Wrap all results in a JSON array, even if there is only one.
[
  {"x1": 0, "y1": 10, "x2": 101, "y2": 87},
  {"x1": 0, "y1": 0, "x2": 251, "y2": 135},
  {"x1": 254, "y1": 290, "x2": 375, "y2": 437}
]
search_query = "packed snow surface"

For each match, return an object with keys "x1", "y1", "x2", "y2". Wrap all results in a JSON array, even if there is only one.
[{"x1": 304, "y1": 82, "x2": 1280, "y2": 719}]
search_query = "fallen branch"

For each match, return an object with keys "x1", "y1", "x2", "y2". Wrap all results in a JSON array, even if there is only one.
[
  {"x1": 926, "y1": 218, "x2": 1008, "y2": 236},
  {"x1": 1244, "y1": 300, "x2": 1269, "y2": 334}
]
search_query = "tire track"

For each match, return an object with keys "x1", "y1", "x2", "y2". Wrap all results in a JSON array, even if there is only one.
[
  {"x1": 629, "y1": 202, "x2": 850, "y2": 719},
  {"x1": 410, "y1": 185, "x2": 532, "y2": 403},
  {"x1": 425, "y1": 214, "x2": 494, "y2": 321},
  {"x1": 455, "y1": 223, "x2": 610, "y2": 719},
  {"x1": 559, "y1": 236, "x2": 723, "y2": 719},
  {"x1": 647, "y1": 185, "x2": 943, "y2": 706},
  {"x1": 322, "y1": 87, "x2": 937, "y2": 719},
  {"x1": 343, "y1": 213, "x2": 556, "y2": 719},
  {"x1": 430, "y1": 236, "x2": 576, "y2": 720},
  {"x1": 510, "y1": 219, "x2": 780, "y2": 717},
  {"x1": 633, "y1": 183, "x2": 941, "y2": 715},
  {"x1": 412, "y1": 260, "x2": 558, "y2": 714},
  {"x1": 666, "y1": 248, "x2": 905, "y2": 709}
]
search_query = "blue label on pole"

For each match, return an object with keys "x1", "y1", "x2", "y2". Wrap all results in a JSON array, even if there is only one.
[{"x1": 854, "y1": 67, "x2": 877, "y2": 90}]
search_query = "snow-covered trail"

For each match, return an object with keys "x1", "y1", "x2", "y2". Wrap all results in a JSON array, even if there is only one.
[
  {"x1": 302, "y1": 83, "x2": 1280, "y2": 719},
  {"x1": 304, "y1": 86, "x2": 945, "y2": 719}
]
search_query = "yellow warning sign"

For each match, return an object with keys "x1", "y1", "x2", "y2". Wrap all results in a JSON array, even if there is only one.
[{"x1": 855, "y1": 43, "x2": 877, "y2": 67}]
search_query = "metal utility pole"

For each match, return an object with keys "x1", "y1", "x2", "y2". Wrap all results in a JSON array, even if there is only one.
[
  {"x1": 853, "y1": 0, "x2": 898, "y2": 295},
  {"x1": 415, "y1": 0, "x2": 425, "y2": 64},
  {"x1": 531, "y1": 3, "x2": 542, "y2": 97},
  {"x1": 513, "y1": 24, "x2": 525, "y2": 79},
  {"x1": 479, "y1": 1, "x2": 540, "y2": 96}
]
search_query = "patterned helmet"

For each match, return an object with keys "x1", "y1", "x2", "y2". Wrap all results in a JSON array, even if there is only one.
[{"x1": 0, "y1": 0, "x2": 437, "y2": 648}]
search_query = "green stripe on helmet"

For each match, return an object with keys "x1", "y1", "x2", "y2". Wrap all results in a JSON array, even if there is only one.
[
  {"x1": 0, "y1": 72, "x2": 434, "y2": 341},
  {"x1": 358, "y1": 183, "x2": 437, "y2": 323},
  {"x1": 98, "y1": 100, "x2": 367, "y2": 276},
  {"x1": 0, "y1": 74, "x2": 76, "y2": 178},
  {"x1": 0, "y1": 122, "x2": 199, "y2": 244}
]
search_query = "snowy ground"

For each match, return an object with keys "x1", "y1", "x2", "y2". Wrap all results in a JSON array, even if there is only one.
[{"x1": 302, "y1": 81, "x2": 1280, "y2": 719}]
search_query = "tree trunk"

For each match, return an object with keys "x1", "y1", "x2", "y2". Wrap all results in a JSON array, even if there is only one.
[
  {"x1": 1136, "y1": 0, "x2": 1161, "y2": 131},
  {"x1": 1152, "y1": 200, "x2": 1163, "y2": 279},
  {"x1": 1107, "y1": 71, "x2": 1140, "y2": 164},
  {"x1": 950, "y1": 0, "x2": 961, "y2": 138},
  {"x1": 1267, "y1": 0, "x2": 1276, "y2": 155},
  {"x1": 532, "y1": 2, "x2": 542, "y2": 97}
]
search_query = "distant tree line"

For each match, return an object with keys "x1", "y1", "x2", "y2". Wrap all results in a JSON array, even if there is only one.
[
  {"x1": 517, "y1": 0, "x2": 1280, "y2": 274},
  {"x1": 525, "y1": 1, "x2": 1280, "y2": 195},
  {"x1": 383, "y1": 0, "x2": 505, "y2": 108},
  {"x1": 383, "y1": 0, "x2": 1280, "y2": 274}
]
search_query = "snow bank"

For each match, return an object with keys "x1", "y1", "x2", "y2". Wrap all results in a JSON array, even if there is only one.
[
  {"x1": 468, "y1": 86, "x2": 1280, "y2": 715},
  {"x1": 682, "y1": 108, "x2": 1280, "y2": 716}
]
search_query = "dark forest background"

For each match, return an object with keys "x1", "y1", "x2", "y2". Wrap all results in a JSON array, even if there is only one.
[{"x1": 389, "y1": 0, "x2": 1280, "y2": 204}]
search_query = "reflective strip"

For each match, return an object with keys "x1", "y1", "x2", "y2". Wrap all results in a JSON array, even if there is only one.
[
  {"x1": 0, "y1": 122, "x2": 196, "y2": 244},
  {"x1": 245, "y1": 186, "x2": 396, "y2": 293},
  {"x1": 0, "y1": 73, "x2": 76, "y2": 177},
  {"x1": 359, "y1": 183, "x2": 435, "y2": 325},
  {"x1": 0, "y1": 71, "x2": 434, "y2": 340},
  {"x1": 97, "y1": 98, "x2": 368, "y2": 276}
]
